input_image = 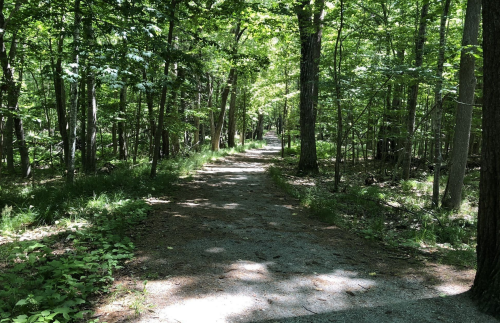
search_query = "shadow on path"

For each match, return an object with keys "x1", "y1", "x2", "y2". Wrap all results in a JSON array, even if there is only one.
[{"x1": 96, "y1": 131, "x2": 493, "y2": 323}]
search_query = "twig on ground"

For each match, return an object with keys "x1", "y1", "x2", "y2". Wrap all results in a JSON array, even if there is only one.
[{"x1": 303, "y1": 305, "x2": 319, "y2": 314}]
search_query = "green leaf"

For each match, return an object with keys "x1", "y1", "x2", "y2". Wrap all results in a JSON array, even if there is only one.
[
  {"x1": 12, "y1": 315, "x2": 28, "y2": 323},
  {"x1": 15, "y1": 299, "x2": 28, "y2": 306}
]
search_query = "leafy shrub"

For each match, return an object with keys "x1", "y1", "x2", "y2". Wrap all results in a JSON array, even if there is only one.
[{"x1": 0, "y1": 199, "x2": 150, "y2": 323}]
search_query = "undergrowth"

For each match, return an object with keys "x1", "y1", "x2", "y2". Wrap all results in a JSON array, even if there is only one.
[
  {"x1": 270, "y1": 140, "x2": 478, "y2": 268},
  {"x1": 0, "y1": 140, "x2": 264, "y2": 323},
  {"x1": 0, "y1": 199, "x2": 150, "y2": 323}
]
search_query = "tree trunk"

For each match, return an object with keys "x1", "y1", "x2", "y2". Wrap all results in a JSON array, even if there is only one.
[
  {"x1": 5, "y1": 115, "x2": 13, "y2": 172},
  {"x1": 85, "y1": 69, "x2": 97, "y2": 173},
  {"x1": 193, "y1": 77, "x2": 201, "y2": 151},
  {"x1": 282, "y1": 70, "x2": 289, "y2": 158},
  {"x1": 333, "y1": 0, "x2": 344, "y2": 190},
  {"x1": 295, "y1": 0, "x2": 324, "y2": 174},
  {"x1": 143, "y1": 70, "x2": 155, "y2": 159},
  {"x1": 67, "y1": 0, "x2": 81, "y2": 185},
  {"x1": 133, "y1": 92, "x2": 142, "y2": 164},
  {"x1": 112, "y1": 122, "x2": 117, "y2": 155},
  {"x1": 431, "y1": 0, "x2": 452, "y2": 207},
  {"x1": 162, "y1": 129, "x2": 169, "y2": 159},
  {"x1": 240, "y1": 88, "x2": 247, "y2": 146},
  {"x1": 212, "y1": 68, "x2": 236, "y2": 151},
  {"x1": 80, "y1": 70, "x2": 86, "y2": 169},
  {"x1": 402, "y1": 3, "x2": 429, "y2": 180},
  {"x1": 442, "y1": 0, "x2": 481, "y2": 209},
  {"x1": 118, "y1": 82, "x2": 128, "y2": 160},
  {"x1": 0, "y1": 5, "x2": 30, "y2": 177},
  {"x1": 49, "y1": 35, "x2": 69, "y2": 167},
  {"x1": 150, "y1": 0, "x2": 177, "y2": 177},
  {"x1": 228, "y1": 72, "x2": 238, "y2": 148},
  {"x1": 0, "y1": 89, "x2": 3, "y2": 178},
  {"x1": 256, "y1": 113, "x2": 264, "y2": 140},
  {"x1": 471, "y1": 0, "x2": 500, "y2": 315}
]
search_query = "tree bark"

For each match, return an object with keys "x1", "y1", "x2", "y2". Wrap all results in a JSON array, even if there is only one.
[
  {"x1": 211, "y1": 23, "x2": 243, "y2": 152},
  {"x1": 256, "y1": 113, "x2": 264, "y2": 140},
  {"x1": 5, "y1": 115, "x2": 13, "y2": 172},
  {"x1": 49, "y1": 34, "x2": 69, "y2": 167},
  {"x1": 133, "y1": 92, "x2": 141, "y2": 164},
  {"x1": 79, "y1": 70, "x2": 86, "y2": 169},
  {"x1": 295, "y1": 0, "x2": 324, "y2": 174},
  {"x1": 431, "y1": 0, "x2": 451, "y2": 207},
  {"x1": 143, "y1": 69, "x2": 155, "y2": 159},
  {"x1": 67, "y1": 0, "x2": 81, "y2": 185},
  {"x1": 227, "y1": 72, "x2": 238, "y2": 148},
  {"x1": 85, "y1": 13, "x2": 97, "y2": 174},
  {"x1": 282, "y1": 70, "x2": 289, "y2": 158},
  {"x1": 241, "y1": 86, "x2": 246, "y2": 146},
  {"x1": 471, "y1": 0, "x2": 500, "y2": 316},
  {"x1": 0, "y1": 88, "x2": 3, "y2": 178},
  {"x1": 333, "y1": 0, "x2": 344, "y2": 191},
  {"x1": 193, "y1": 77, "x2": 201, "y2": 151},
  {"x1": 442, "y1": 0, "x2": 481, "y2": 209},
  {"x1": 212, "y1": 67, "x2": 236, "y2": 151},
  {"x1": 150, "y1": 0, "x2": 177, "y2": 177},
  {"x1": 118, "y1": 82, "x2": 128, "y2": 160},
  {"x1": 0, "y1": 1, "x2": 30, "y2": 177},
  {"x1": 402, "y1": 3, "x2": 429, "y2": 180}
]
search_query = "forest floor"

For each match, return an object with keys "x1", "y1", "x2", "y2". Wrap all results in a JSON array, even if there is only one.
[{"x1": 93, "y1": 132, "x2": 497, "y2": 323}]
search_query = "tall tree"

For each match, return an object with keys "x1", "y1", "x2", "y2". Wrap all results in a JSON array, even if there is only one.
[
  {"x1": 0, "y1": 87, "x2": 3, "y2": 178},
  {"x1": 150, "y1": 0, "x2": 178, "y2": 177},
  {"x1": 470, "y1": 0, "x2": 500, "y2": 315},
  {"x1": 48, "y1": 19, "x2": 69, "y2": 167},
  {"x1": 402, "y1": 2, "x2": 430, "y2": 180},
  {"x1": 442, "y1": 0, "x2": 481, "y2": 209},
  {"x1": 227, "y1": 72, "x2": 238, "y2": 148},
  {"x1": 333, "y1": 0, "x2": 344, "y2": 191},
  {"x1": 66, "y1": 0, "x2": 81, "y2": 184},
  {"x1": 295, "y1": 0, "x2": 324, "y2": 174},
  {"x1": 84, "y1": 10, "x2": 97, "y2": 174},
  {"x1": 0, "y1": 0, "x2": 31, "y2": 178},
  {"x1": 118, "y1": 81, "x2": 128, "y2": 160},
  {"x1": 193, "y1": 76, "x2": 201, "y2": 151},
  {"x1": 211, "y1": 22, "x2": 243, "y2": 151},
  {"x1": 431, "y1": 0, "x2": 452, "y2": 207}
]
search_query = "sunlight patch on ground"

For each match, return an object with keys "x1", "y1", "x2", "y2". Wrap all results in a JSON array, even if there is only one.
[
  {"x1": 223, "y1": 203, "x2": 240, "y2": 209},
  {"x1": 172, "y1": 214, "x2": 189, "y2": 218},
  {"x1": 182, "y1": 202, "x2": 201, "y2": 207},
  {"x1": 140, "y1": 267, "x2": 384, "y2": 323},
  {"x1": 145, "y1": 198, "x2": 171, "y2": 204},
  {"x1": 199, "y1": 166, "x2": 266, "y2": 173},
  {"x1": 434, "y1": 283, "x2": 470, "y2": 295},
  {"x1": 0, "y1": 221, "x2": 89, "y2": 245},
  {"x1": 206, "y1": 247, "x2": 226, "y2": 253},
  {"x1": 154, "y1": 295, "x2": 254, "y2": 323}
]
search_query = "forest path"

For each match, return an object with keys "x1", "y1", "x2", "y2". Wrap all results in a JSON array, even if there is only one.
[{"x1": 95, "y1": 131, "x2": 495, "y2": 323}]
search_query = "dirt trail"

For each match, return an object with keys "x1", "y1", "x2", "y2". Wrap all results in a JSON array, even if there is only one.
[{"x1": 96, "y1": 131, "x2": 496, "y2": 323}]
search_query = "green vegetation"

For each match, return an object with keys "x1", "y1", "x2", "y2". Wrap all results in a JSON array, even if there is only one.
[
  {"x1": 271, "y1": 140, "x2": 478, "y2": 268},
  {"x1": 0, "y1": 140, "x2": 263, "y2": 323}
]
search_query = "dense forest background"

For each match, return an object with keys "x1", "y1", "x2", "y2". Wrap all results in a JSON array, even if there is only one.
[{"x1": 1, "y1": 0, "x2": 500, "y2": 322}]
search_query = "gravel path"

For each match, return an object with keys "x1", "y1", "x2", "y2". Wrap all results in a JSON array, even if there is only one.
[{"x1": 96, "y1": 132, "x2": 496, "y2": 323}]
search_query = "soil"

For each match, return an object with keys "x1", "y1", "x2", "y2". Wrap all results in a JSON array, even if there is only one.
[{"x1": 93, "y1": 131, "x2": 497, "y2": 323}]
